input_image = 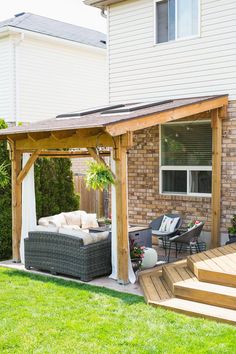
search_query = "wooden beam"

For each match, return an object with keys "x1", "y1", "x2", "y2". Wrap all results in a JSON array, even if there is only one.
[
  {"x1": 105, "y1": 96, "x2": 228, "y2": 136},
  {"x1": 17, "y1": 149, "x2": 41, "y2": 185},
  {"x1": 51, "y1": 131, "x2": 76, "y2": 140},
  {"x1": 11, "y1": 146, "x2": 22, "y2": 262},
  {"x1": 40, "y1": 150, "x2": 110, "y2": 158},
  {"x1": 211, "y1": 109, "x2": 222, "y2": 248},
  {"x1": 15, "y1": 129, "x2": 114, "y2": 150},
  {"x1": 114, "y1": 135, "x2": 129, "y2": 284}
]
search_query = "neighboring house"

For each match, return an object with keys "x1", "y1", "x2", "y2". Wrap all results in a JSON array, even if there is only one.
[
  {"x1": 85, "y1": 0, "x2": 236, "y2": 244},
  {"x1": 0, "y1": 12, "x2": 107, "y2": 124}
]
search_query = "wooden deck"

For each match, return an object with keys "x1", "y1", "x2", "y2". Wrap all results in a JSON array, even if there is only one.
[{"x1": 139, "y1": 245, "x2": 236, "y2": 325}]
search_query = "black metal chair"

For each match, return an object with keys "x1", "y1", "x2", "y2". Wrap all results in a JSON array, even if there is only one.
[
  {"x1": 167, "y1": 222, "x2": 204, "y2": 262},
  {"x1": 149, "y1": 214, "x2": 182, "y2": 256}
]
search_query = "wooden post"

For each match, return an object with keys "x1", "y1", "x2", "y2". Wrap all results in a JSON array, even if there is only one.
[
  {"x1": 11, "y1": 147, "x2": 22, "y2": 262},
  {"x1": 114, "y1": 136, "x2": 129, "y2": 284},
  {"x1": 211, "y1": 109, "x2": 222, "y2": 248}
]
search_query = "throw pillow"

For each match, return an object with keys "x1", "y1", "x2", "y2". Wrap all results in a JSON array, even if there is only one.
[
  {"x1": 169, "y1": 217, "x2": 180, "y2": 233},
  {"x1": 63, "y1": 210, "x2": 87, "y2": 227},
  {"x1": 159, "y1": 215, "x2": 173, "y2": 232},
  {"x1": 81, "y1": 213, "x2": 98, "y2": 229},
  {"x1": 49, "y1": 213, "x2": 67, "y2": 227},
  {"x1": 38, "y1": 216, "x2": 52, "y2": 226}
]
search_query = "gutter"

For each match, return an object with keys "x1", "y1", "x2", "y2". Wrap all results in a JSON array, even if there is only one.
[{"x1": 84, "y1": 0, "x2": 126, "y2": 9}]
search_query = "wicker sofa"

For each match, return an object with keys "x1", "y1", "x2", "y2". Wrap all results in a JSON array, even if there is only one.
[{"x1": 24, "y1": 231, "x2": 112, "y2": 282}]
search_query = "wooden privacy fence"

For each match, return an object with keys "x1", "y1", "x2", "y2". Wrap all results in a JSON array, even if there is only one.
[{"x1": 74, "y1": 174, "x2": 108, "y2": 217}]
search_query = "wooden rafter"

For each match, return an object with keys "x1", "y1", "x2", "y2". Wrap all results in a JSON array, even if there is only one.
[
  {"x1": 14, "y1": 129, "x2": 114, "y2": 150},
  {"x1": 105, "y1": 96, "x2": 228, "y2": 136}
]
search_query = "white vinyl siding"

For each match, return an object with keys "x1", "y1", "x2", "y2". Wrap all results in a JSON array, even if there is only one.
[
  {"x1": 108, "y1": 0, "x2": 236, "y2": 103},
  {"x1": 0, "y1": 37, "x2": 14, "y2": 122},
  {"x1": 17, "y1": 36, "x2": 107, "y2": 122}
]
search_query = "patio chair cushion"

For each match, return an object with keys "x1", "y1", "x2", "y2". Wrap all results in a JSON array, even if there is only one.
[
  {"x1": 90, "y1": 231, "x2": 110, "y2": 243},
  {"x1": 81, "y1": 213, "x2": 99, "y2": 229},
  {"x1": 169, "y1": 217, "x2": 180, "y2": 232},
  {"x1": 63, "y1": 210, "x2": 86, "y2": 227}
]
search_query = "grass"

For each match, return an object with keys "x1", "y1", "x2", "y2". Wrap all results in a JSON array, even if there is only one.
[{"x1": 0, "y1": 267, "x2": 235, "y2": 354}]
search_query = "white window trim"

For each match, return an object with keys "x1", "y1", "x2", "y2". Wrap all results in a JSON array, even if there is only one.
[
  {"x1": 153, "y1": 0, "x2": 201, "y2": 46},
  {"x1": 159, "y1": 123, "x2": 212, "y2": 198}
]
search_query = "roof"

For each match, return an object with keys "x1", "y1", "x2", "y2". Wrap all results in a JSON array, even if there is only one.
[
  {"x1": 0, "y1": 95, "x2": 228, "y2": 139},
  {"x1": 84, "y1": 0, "x2": 125, "y2": 9},
  {"x1": 0, "y1": 12, "x2": 106, "y2": 49}
]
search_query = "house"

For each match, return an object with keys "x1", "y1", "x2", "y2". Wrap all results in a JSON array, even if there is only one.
[
  {"x1": 0, "y1": 12, "x2": 107, "y2": 125},
  {"x1": 84, "y1": 0, "x2": 236, "y2": 245}
]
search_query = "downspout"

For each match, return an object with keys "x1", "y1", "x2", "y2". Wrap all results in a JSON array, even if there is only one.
[
  {"x1": 13, "y1": 32, "x2": 24, "y2": 125},
  {"x1": 101, "y1": 8, "x2": 107, "y2": 18}
]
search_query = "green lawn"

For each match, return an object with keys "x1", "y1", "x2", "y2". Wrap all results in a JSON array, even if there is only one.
[{"x1": 0, "y1": 268, "x2": 235, "y2": 354}]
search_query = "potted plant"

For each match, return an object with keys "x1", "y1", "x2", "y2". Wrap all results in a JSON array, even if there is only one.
[
  {"x1": 228, "y1": 215, "x2": 236, "y2": 243},
  {"x1": 85, "y1": 161, "x2": 115, "y2": 191},
  {"x1": 130, "y1": 239, "x2": 145, "y2": 272}
]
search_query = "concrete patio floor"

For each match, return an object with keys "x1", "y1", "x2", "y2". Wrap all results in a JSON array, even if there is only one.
[{"x1": 0, "y1": 244, "x2": 190, "y2": 297}]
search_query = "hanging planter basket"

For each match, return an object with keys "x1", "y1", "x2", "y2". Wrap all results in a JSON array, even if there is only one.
[{"x1": 85, "y1": 161, "x2": 115, "y2": 191}]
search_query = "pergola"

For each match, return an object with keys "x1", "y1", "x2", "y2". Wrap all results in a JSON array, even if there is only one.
[{"x1": 0, "y1": 95, "x2": 228, "y2": 284}]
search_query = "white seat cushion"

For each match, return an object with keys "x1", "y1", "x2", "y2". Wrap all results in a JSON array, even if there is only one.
[
  {"x1": 60, "y1": 224, "x2": 81, "y2": 231},
  {"x1": 58, "y1": 228, "x2": 109, "y2": 245},
  {"x1": 32, "y1": 225, "x2": 59, "y2": 233}
]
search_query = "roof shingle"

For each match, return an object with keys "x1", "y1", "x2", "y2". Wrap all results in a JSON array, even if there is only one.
[{"x1": 0, "y1": 12, "x2": 106, "y2": 49}]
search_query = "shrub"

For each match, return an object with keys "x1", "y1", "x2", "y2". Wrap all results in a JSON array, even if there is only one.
[
  {"x1": 0, "y1": 120, "x2": 12, "y2": 260},
  {"x1": 35, "y1": 158, "x2": 80, "y2": 219}
]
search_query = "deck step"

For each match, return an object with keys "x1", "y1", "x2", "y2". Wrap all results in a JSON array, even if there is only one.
[
  {"x1": 174, "y1": 280, "x2": 236, "y2": 310},
  {"x1": 150, "y1": 298, "x2": 236, "y2": 326},
  {"x1": 187, "y1": 244, "x2": 236, "y2": 287},
  {"x1": 139, "y1": 269, "x2": 236, "y2": 325},
  {"x1": 162, "y1": 260, "x2": 196, "y2": 293}
]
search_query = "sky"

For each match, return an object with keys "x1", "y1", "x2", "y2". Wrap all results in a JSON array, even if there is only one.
[{"x1": 0, "y1": 0, "x2": 107, "y2": 33}]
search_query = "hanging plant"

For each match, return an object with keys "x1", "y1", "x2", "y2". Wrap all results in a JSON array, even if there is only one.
[
  {"x1": 0, "y1": 162, "x2": 9, "y2": 188},
  {"x1": 85, "y1": 161, "x2": 115, "y2": 191}
]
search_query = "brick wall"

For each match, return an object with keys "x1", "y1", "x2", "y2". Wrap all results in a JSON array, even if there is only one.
[{"x1": 128, "y1": 102, "x2": 236, "y2": 234}]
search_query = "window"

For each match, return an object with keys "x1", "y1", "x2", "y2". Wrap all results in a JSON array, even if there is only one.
[
  {"x1": 160, "y1": 122, "x2": 212, "y2": 196},
  {"x1": 155, "y1": 0, "x2": 199, "y2": 44}
]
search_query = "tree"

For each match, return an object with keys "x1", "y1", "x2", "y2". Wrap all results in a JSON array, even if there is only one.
[
  {"x1": 0, "y1": 120, "x2": 12, "y2": 259},
  {"x1": 35, "y1": 158, "x2": 80, "y2": 220}
]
